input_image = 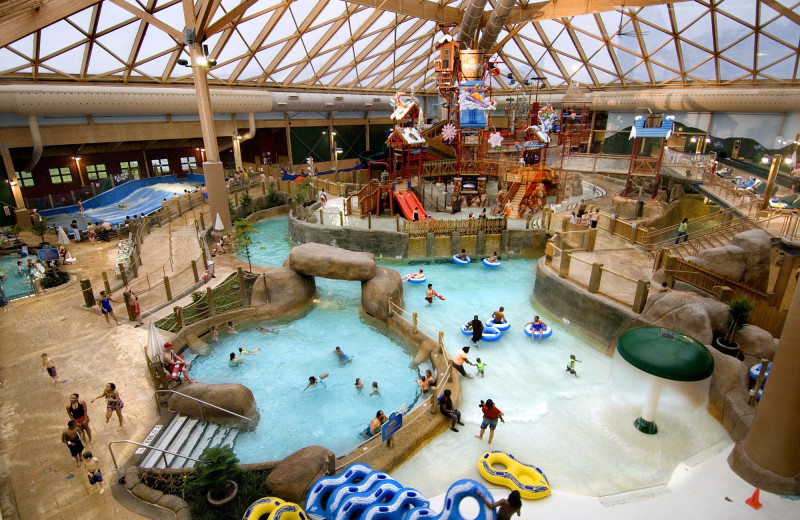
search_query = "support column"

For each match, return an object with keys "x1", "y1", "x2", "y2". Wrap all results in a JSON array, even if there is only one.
[
  {"x1": 0, "y1": 141, "x2": 24, "y2": 208},
  {"x1": 731, "y1": 274, "x2": 800, "y2": 493},
  {"x1": 284, "y1": 113, "x2": 293, "y2": 169},
  {"x1": 190, "y1": 43, "x2": 231, "y2": 230},
  {"x1": 760, "y1": 155, "x2": 782, "y2": 211}
]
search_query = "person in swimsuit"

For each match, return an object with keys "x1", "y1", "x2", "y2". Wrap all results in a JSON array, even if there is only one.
[
  {"x1": 402, "y1": 269, "x2": 424, "y2": 281},
  {"x1": 487, "y1": 251, "x2": 498, "y2": 263},
  {"x1": 492, "y1": 306, "x2": 506, "y2": 323},
  {"x1": 457, "y1": 248, "x2": 468, "y2": 261},
  {"x1": 303, "y1": 373, "x2": 329, "y2": 391},
  {"x1": 229, "y1": 352, "x2": 244, "y2": 367},
  {"x1": 92, "y1": 383, "x2": 124, "y2": 429},
  {"x1": 370, "y1": 381, "x2": 380, "y2": 396},
  {"x1": 475, "y1": 399, "x2": 505, "y2": 444},
  {"x1": 470, "y1": 315, "x2": 483, "y2": 344},
  {"x1": 238, "y1": 345, "x2": 261, "y2": 356},
  {"x1": 98, "y1": 291, "x2": 121, "y2": 327},
  {"x1": 525, "y1": 316, "x2": 547, "y2": 340},
  {"x1": 452, "y1": 346, "x2": 474, "y2": 377},
  {"x1": 369, "y1": 410, "x2": 387, "y2": 436},
  {"x1": 82, "y1": 451, "x2": 108, "y2": 493},
  {"x1": 62, "y1": 420, "x2": 84, "y2": 466},
  {"x1": 42, "y1": 353, "x2": 58, "y2": 383},
  {"x1": 355, "y1": 378, "x2": 364, "y2": 390},
  {"x1": 334, "y1": 346, "x2": 352, "y2": 364},
  {"x1": 426, "y1": 284, "x2": 443, "y2": 304},
  {"x1": 67, "y1": 393, "x2": 92, "y2": 443},
  {"x1": 475, "y1": 358, "x2": 486, "y2": 378},
  {"x1": 476, "y1": 490, "x2": 522, "y2": 520},
  {"x1": 162, "y1": 342, "x2": 196, "y2": 383},
  {"x1": 438, "y1": 389, "x2": 463, "y2": 432},
  {"x1": 228, "y1": 320, "x2": 238, "y2": 334}
]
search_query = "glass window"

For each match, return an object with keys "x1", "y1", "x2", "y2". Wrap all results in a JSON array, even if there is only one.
[
  {"x1": 18, "y1": 171, "x2": 34, "y2": 187},
  {"x1": 49, "y1": 167, "x2": 73, "y2": 184},
  {"x1": 120, "y1": 161, "x2": 140, "y2": 179},
  {"x1": 180, "y1": 156, "x2": 197, "y2": 172},
  {"x1": 85, "y1": 163, "x2": 108, "y2": 180},
  {"x1": 151, "y1": 158, "x2": 170, "y2": 174}
]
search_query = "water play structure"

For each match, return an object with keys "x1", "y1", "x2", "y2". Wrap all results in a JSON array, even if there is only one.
[
  {"x1": 306, "y1": 463, "x2": 493, "y2": 520},
  {"x1": 477, "y1": 451, "x2": 551, "y2": 500}
]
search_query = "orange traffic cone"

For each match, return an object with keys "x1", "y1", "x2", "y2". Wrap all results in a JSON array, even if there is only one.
[{"x1": 745, "y1": 488, "x2": 762, "y2": 510}]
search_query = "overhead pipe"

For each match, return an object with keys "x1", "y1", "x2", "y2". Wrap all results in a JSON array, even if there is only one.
[
  {"x1": 22, "y1": 115, "x2": 42, "y2": 173},
  {"x1": 455, "y1": 0, "x2": 489, "y2": 50},
  {"x1": 478, "y1": 0, "x2": 517, "y2": 53}
]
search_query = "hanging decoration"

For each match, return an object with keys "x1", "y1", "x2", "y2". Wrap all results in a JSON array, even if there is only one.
[
  {"x1": 441, "y1": 122, "x2": 457, "y2": 143},
  {"x1": 488, "y1": 131, "x2": 504, "y2": 149}
]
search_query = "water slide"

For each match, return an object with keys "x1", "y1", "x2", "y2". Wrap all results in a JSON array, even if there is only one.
[{"x1": 393, "y1": 191, "x2": 432, "y2": 221}]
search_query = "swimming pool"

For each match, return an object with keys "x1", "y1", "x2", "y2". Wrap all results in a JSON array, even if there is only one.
[
  {"x1": 0, "y1": 253, "x2": 36, "y2": 299},
  {"x1": 220, "y1": 216, "x2": 730, "y2": 497},
  {"x1": 189, "y1": 277, "x2": 424, "y2": 463}
]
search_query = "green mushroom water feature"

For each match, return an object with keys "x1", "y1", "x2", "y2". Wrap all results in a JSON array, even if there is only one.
[{"x1": 615, "y1": 327, "x2": 715, "y2": 435}]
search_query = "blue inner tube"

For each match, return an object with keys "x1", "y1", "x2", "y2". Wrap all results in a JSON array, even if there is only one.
[
  {"x1": 524, "y1": 323, "x2": 552, "y2": 339},
  {"x1": 453, "y1": 255, "x2": 471, "y2": 265},
  {"x1": 481, "y1": 326, "x2": 502, "y2": 341},
  {"x1": 406, "y1": 275, "x2": 426, "y2": 283},
  {"x1": 482, "y1": 258, "x2": 501, "y2": 268},
  {"x1": 749, "y1": 362, "x2": 772, "y2": 387},
  {"x1": 461, "y1": 323, "x2": 473, "y2": 335},
  {"x1": 486, "y1": 318, "x2": 510, "y2": 331}
]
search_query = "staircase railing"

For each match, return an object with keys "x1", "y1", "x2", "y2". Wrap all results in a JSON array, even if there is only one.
[
  {"x1": 108, "y1": 439, "x2": 200, "y2": 471},
  {"x1": 155, "y1": 390, "x2": 254, "y2": 426}
]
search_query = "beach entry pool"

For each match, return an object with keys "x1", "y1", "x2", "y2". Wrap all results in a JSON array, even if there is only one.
[
  {"x1": 0, "y1": 253, "x2": 36, "y2": 299},
  {"x1": 218, "y1": 217, "x2": 729, "y2": 498}
]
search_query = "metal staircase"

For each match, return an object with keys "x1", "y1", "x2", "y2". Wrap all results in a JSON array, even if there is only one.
[{"x1": 138, "y1": 414, "x2": 241, "y2": 469}]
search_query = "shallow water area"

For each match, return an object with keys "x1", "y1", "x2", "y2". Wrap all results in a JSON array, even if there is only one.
[
  {"x1": 0, "y1": 253, "x2": 36, "y2": 299},
  {"x1": 189, "y1": 276, "x2": 421, "y2": 463},
  {"x1": 223, "y1": 216, "x2": 730, "y2": 497}
]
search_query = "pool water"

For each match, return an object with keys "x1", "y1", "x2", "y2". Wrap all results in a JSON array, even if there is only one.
[
  {"x1": 0, "y1": 253, "x2": 36, "y2": 299},
  {"x1": 243, "y1": 216, "x2": 294, "y2": 267},
  {"x1": 190, "y1": 276, "x2": 423, "y2": 463},
  {"x1": 203, "y1": 217, "x2": 730, "y2": 498}
]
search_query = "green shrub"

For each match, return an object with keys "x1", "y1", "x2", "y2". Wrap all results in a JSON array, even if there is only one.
[{"x1": 40, "y1": 271, "x2": 69, "y2": 289}]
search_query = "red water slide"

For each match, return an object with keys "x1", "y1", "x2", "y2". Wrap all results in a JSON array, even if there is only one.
[{"x1": 393, "y1": 191, "x2": 433, "y2": 221}]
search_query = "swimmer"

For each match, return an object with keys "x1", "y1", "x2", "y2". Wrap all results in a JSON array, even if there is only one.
[
  {"x1": 228, "y1": 352, "x2": 244, "y2": 367},
  {"x1": 334, "y1": 346, "x2": 352, "y2": 364},
  {"x1": 565, "y1": 354, "x2": 580, "y2": 376},
  {"x1": 355, "y1": 378, "x2": 364, "y2": 390},
  {"x1": 476, "y1": 490, "x2": 521, "y2": 520},
  {"x1": 370, "y1": 381, "x2": 380, "y2": 396},
  {"x1": 457, "y1": 248, "x2": 468, "y2": 261},
  {"x1": 402, "y1": 269, "x2": 424, "y2": 281},
  {"x1": 258, "y1": 326, "x2": 278, "y2": 333},
  {"x1": 227, "y1": 321, "x2": 237, "y2": 334},
  {"x1": 239, "y1": 344, "x2": 261, "y2": 355},
  {"x1": 492, "y1": 306, "x2": 506, "y2": 323},
  {"x1": 525, "y1": 316, "x2": 547, "y2": 340},
  {"x1": 210, "y1": 325, "x2": 219, "y2": 341},
  {"x1": 475, "y1": 357, "x2": 486, "y2": 378},
  {"x1": 487, "y1": 251, "x2": 498, "y2": 263},
  {"x1": 303, "y1": 373, "x2": 329, "y2": 391},
  {"x1": 425, "y1": 284, "x2": 444, "y2": 304},
  {"x1": 369, "y1": 410, "x2": 387, "y2": 436}
]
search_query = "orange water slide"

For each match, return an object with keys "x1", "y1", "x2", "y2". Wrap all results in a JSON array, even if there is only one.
[{"x1": 393, "y1": 191, "x2": 433, "y2": 220}]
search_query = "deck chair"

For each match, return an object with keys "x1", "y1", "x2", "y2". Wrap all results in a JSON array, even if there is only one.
[
  {"x1": 750, "y1": 180, "x2": 765, "y2": 195},
  {"x1": 778, "y1": 194, "x2": 797, "y2": 204},
  {"x1": 783, "y1": 198, "x2": 800, "y2": 211}
]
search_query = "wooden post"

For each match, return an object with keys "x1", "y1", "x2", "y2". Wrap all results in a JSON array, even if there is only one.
[
  {"x1": 237, "y1": 267, "x2": 248, "y2": 306},
  {"x1": 199, "y1": 212, "x2": 205, "y2": 230},
  {"x1": 340, "y1": 212, "x2": 344, "y2": 226},
  {"x1": 131, "y1": 259, "x2": 138, "y2": 278},
  {"x1": 749, "y1": 359, "x2": 770, "y2": 406},
  {"x1": 173, "y1": 306, "x2": 184, "y2": 331},
  {"x1": 176, "y1": 198, "x2": 183, "y2": 216},
  {"x1": 164, "y1": 276, "x2": 172, "y2": 301},
  {"x1": 413, "y1": 312, "x2": 418, "y2": 334},
  {"x1": 80, "y1": 279, "x2": 96, "y2": 307},
  {"x1": 319, "y1": 209, "x2": 324, "y2": 225},
  {"x1": 586, "y1": 227, "x2": 598, "y2": 252},
  {"x1": 438, "y1": 331, "x2": 444, "y2": 350},
  {"x1": 368, "y1": 212, "x2": 372, "y2": 229},
  {"x1": 191, "y1": 260, "x2": 199, "y2": 282},
  {"x1": 558, "y1": 251, "x2": 571, "y2": 278},
  {"x1": 588, "y1": 263, "x2": 603, "y2": 293},
  {"x1": 102, "y1": 271, "x2": 111, "y2": 294},
  {"x1": 206, "y1": 287, "x2": 215, "y2": 316},
  {"x1": 429, "y1": 392, "x2": 438, "y2": 415},
  {"x1": 119, "y1": 264, "x2": 128, "y2": 286},
  {"x1": 630, "y1": 222, "x2": 639, "y2": 244},
  {"x1": 632, "y1": 279, "x2": 651, "y2": 313}
]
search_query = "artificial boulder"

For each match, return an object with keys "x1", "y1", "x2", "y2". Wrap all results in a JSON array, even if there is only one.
[
  {"x1": 687, "y1": 245, "x2": 746, "y2": 283},
  {"x1": 707, "y1": 347, "x2": 749, "y2": 419},
  {"x1": 251, "y1": 267, "x2": 315, "y2": 309},
  {"x1": 265, "y1": 445, "x2": 332, "y2": 503},
  {"x1": 736, "y1": 325, "x2": 778, "y2": 362},
  {"x1": 167, "y1": 383, "x2": 258, "y2": 428},
  {"x1": 289, "y1": 243, "x2": 376, "y2": 281},
  {"x1": 731, "y1": 229, "x2": 772, "y2": 292},
  {"x1": 362, "y1": 267, "x2": 403, "y2": 320},
  {"x1": 637, "y1": 292, "x2": 716, "y2": 345}
]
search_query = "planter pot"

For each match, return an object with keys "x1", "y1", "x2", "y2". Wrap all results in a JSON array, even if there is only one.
[
  {"x1": 207, "y1": 480, "x2": 238, "y2": 506},
  {"x1": 714, "y1": 338, "x2": 740, "y2": 358}
]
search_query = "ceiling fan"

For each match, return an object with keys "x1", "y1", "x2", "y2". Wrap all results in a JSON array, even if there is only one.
[{"x1": 613, "y1": 3, "x2": 649, "y2": 38}]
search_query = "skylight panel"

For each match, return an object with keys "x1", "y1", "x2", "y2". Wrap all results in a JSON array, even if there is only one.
[
  {"x1": 352, "y1": 33, "x2": 378, "y2": 56},
  {"x1": 650, "y1": 44, "x2": 680, "y2": 72},
  {"x1": 639, "y1": 27, "x2": 672, "y2": 53},
  {"x1": 321, "y1": 25, "x2": 351, "y2": 53},
  {"x1": 537, "y1": 19, "x2": 566, "y2": 43},
  {"x1": 625, "y1": 62, "x2": 651, "y2": 83},
  {"x1": 756, "y1": 34, "x2": 797, "y2": 64},
  {"x1": 313, "y1": 1, "x2": 347, "y2": 25},
  {"x1": 96, "y1": 1, "x2": 136, "y2": 33},
  {"x1": 570, "y1": 65, "x2": 593, "y2": 84},
  {"x1": 236, "y1": 12, "x2": 275, "y2": 45},
  {"x1": 217, "y1": 33, "x2": 250, "y2": 63},
  {"x1": 686, "y1": 57, "x2": 716, "y2": 81},
  {"x1": 650, "y1": 63, "x2": 680, "y2": 83},
  {"x1": 7, "y1": 34, "x2": 34, "y2": 59},
  {"x1": 679, "y1": 13, "x2": 714, "y2": 50},
  {"x1": 300, "y1": 24, "x2": 331, "y2": 55},
  {"x1": 276, "y1": 40, "x2": 309, "y2": 69},
  {"x1": 759, "y1": 55, "x2": 796, "y2": 79},
  {"x1": 0, "y1": 49, "x2": 29, "y2": 73},
  {"x1": 151, "y1": 2, "x2": 183, "y2": 30},
  {"x1": 588, "y1": 48, "x2": 616, "y2": 72},
  {"x1": 96, "y1": 22, "x2": 139, "y2": 61},
  {"x1": 568, "y1": 13, "x2": 599, "y2": 34},
  {"x1": 238, "y1": 56, "x2": 267, "y2": 81},
  {"x1": 680, "y1": 40, "x2": 713, "y2": 70},
  {"x1": 573, "y1": 31, "x2": 604, "y2": 57},
  {"x1": 718, "y1": 59, "x2": 751, "y2": 80},
  {"x1": 67, "y1": 5, "x2": 95, "y2": 33},
  {"x1": 673, "y1": 1, "x2": 711, "y2": 31},
  {"x1": 268, "y1": 66, "x2": 293, "y2": 83},
  {"x1": 370, "y1": 30, "x2": 395, "y2": 56},
  {"x1": 717, "y1": 0, "x2": 760, "y2": 24},
  {"x1": 636, "y1": 3, "x2": 671, "y2": 27},
  {"x1": 137, "y1": 27, "x2": 180, "y2": 61},
  {"x1": 715, "y1": 12, "x2": 754, "y2": 49},
  {"x1": 209, "y1": 60, "x2": 239, "y2": 81},
  {"x1": 335, "y1": 67, "x2": 359, "y2": 86},
  {"x1": 40, "y1": 44, "x2": 86, "y2": 75},
  {"x1": 86, "y1": 44, "x2": 126, "y2": 75},
  {"x1": 39, "y1": 20, "x2": 86, "y2": 59},
  {"x1": 723, "y1": 34, "x2": 755, "y2": 64},
  {"x1": 515, "y1": 21, "x2": 542, "y2": 41},
  {"x1": 262, "y1": 11, "x2": 292, "y2": 47},
  {"x1": 552, "y1": 29, "x2": 579, "y2": 59},
  {"x1": 591, "y1": 66, "x2": 617, "y2": 84},
  {"x1": 613, "y1": 46, "x2": 641, "y2": 73},
  {"x1": 134, "y1": 53, "x2": 172, "y2": 79},
  {"x1": 346, "y1": 6, "x2": 374, "y2": 30},
  {"x1": 762, "y1": 16, "x2": 800, "y2": 46},
  {"x1": 293, "y1": 62, "x2": 317, "y2": 83},
  {"x1": 290, "y1": 0, "x2": 323, "y2": 25}
]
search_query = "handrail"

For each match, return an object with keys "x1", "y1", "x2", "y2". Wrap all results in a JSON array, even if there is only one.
[
  {"x1": 155, "y1": 390, "x2": 254, "y2": 425},
  {"x1": 107, "y1": 439, "x2": 200, "y2": 471}
]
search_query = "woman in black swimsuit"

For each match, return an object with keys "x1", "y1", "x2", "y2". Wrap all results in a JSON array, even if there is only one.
[{"x1": 67, "y1": 393, "x2": 92, "y2": 443}]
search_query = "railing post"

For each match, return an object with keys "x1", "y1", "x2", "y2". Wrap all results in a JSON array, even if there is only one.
[
  {"x1": 438, "y1": 331, "x2": 444, "y2": 350},
  {"x1": 199, "y1": 212, "x2": 205, "y2": 230},
  {"x1": 119, "y1": 264, "x2": 128, "y2": 286},
  {"x1": 715, "y1": 285, "x2": 733, "y2": 304},
  {"x1": 749, "y1": 359, "x2": 770, "y2": 406},
  {"x1": 191, "y1": 260, "x2": 199, "y2": 282},
  {"x1": 206, "y1": 287, "x2": 215, "y2": 316},
  {"x1": 663, "y1": 255, "x2": 678, "y2": 287},
  {"x1": 164, "y1": 276, "x2": 172, "y2": 300},
  {"x1": 588, "y1": 263, "x2": 603, "y2": 293},
  {"x1": 630, "y1": 222, "x2": 639, "y2": 244},
  {"x1": 102, "y1": 271, "x2": 111, "y2": 294},
  {"x1": 368, "y1": 212, "x2": 372, "y2": 229},
  {"x1": 173, "y1": 306, "x2": 184, "y2": 330},
  {"x1": 609, "y1": 214, "x2": 617, "y2": 235},
  {"x1": 632, "y1": 279, "x2": 651, "y2": 313},
  {"x1": 558, "y1": 251, "x2": 571, "y2": 278},
  {"x1": 237, "y1": 267, "x2": 248, "y2": 306},
  {"x1": 413, "y1": 312, "x2": 418, "y2": 334},
  {"x1": 586, "y1": 228, "x2": 598, "y2": 252},
  {"x1": 319, "y1": 209, "x2": 324, "y2": 225},
  {"x1": 340, "y1": 211, "x2": 344, "y2": 226},
  {"x1": 429, "y1": 393, "x2": 438, "y2": 415}
]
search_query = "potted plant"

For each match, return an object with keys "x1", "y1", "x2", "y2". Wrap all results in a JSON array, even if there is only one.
[
  {"x1": 714, "y1": 297, "x2": 755, "y2": 357},
  {"x1": 191, "y1": 445, "x2": 241, "y2": 506}
]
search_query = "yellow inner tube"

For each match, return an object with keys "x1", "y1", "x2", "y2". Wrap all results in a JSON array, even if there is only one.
[
  {"x1": 242, "y1": 497, "x2": 307, "y2": 520},
  {"x1": 477, "y1": 451, "x2": 551, "y2": 500}
]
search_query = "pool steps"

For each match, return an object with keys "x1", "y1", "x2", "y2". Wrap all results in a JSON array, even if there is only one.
[{"x1": 138, "y1": 413, "x2": 240, "y2": 469}]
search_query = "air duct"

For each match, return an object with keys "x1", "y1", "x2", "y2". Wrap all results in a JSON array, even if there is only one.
[
  {"x1": 478, "y1": 0, "x2": 516, "y2": 53},
  {"x1": 22, "y1": 115, "x2": 42, "y2": 173},
  {"x1": 226, "y1": 112, "x2": 256, "y2": 151},
  {"x1": 455, "y1": 0, "x2": 489, "y2": 50}
]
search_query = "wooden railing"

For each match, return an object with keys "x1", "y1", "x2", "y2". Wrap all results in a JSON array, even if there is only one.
[
  {"x1": 402, "y1": 216, "x2": 507, "y2": 237},
  {"x1": 356, "y1": 180, "x2": 381, "y2": 217}
]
